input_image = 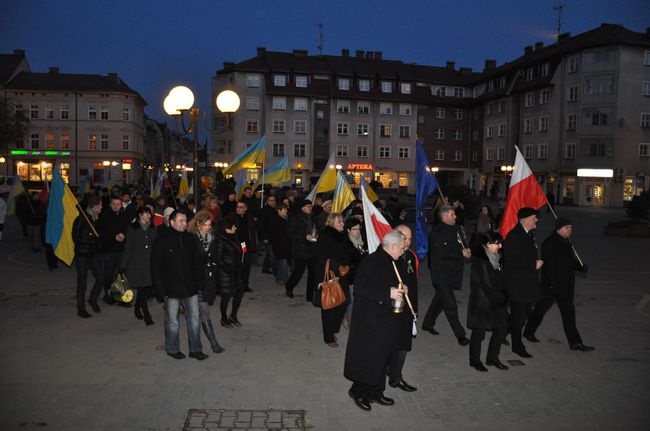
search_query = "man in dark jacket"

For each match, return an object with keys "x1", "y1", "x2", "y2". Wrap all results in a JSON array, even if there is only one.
[
  {"x1": 97, "y1": 196, "x2": 128, "y2": 304},
  {"x1": 284, "y1": 199, "x2": 316, "y2": 299},
  {"x1": 233, "y1": 200, "x2": 256, "y2": 292},
  {"x1": 72, "y1": 195, "x2": 103, "y2": 318},
  {"x1": 269, "y1": 203, "x2": 291, "y2": 285},
  {"x1": 422, "y1": 205, "x2": 471, "y2": 346},
  {"x1": 344, "y1": 229, "x2": 408, "y2": 411},
  {"x1": 523, "y1": 217, "x2": 594, "y2": 351},
  {"x1": 151, "y1": 210, "x2": 207, "y2": 360},
  {"x1": 502, "y1": 207, "x2": 544, "y2": 358},
  {"x1": 258, "y1": 194, "x2": 277, "y2": 274}
]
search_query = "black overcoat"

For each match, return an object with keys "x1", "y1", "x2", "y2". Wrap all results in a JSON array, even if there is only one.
[
  {"x1": 502, "y1": 223, "x2": 541, "y2": 302},
  {"x1": 344, "y1": 247, "x2": 405, "y2": 386},
  {"x1": 540, "y1": 231, "x2": 584, "y2": 299},
  {"x1": 195, "y1": 233, "x2": 218, "y2": 305},
  {"x1": 214, "y1": 233, "x2": 243, "y2": 296},
  {"x1": 120, "y1": 221, "x2": 157, "y2": 287},
  {"x1": 268, "y1": 214, "x2": 291, "y2": 259},
  {"x1": 313, "y1": 226, "x2": 350, "y2": 287},
  {"x1": 151, "y1": 229, "x2": 204, "y2": 299},
  {"x1": 395, "y1": 248, "x2": 418, "y2": 351},
  {"x1": 428, "y1": 222, "x2": 465, "y2": 290},
  {"x1": 287, "y1": 211, "x2": 315, "y2": 260},
  {"x1": 467, "y1": 248, "x2": 508, "y2": 330}
]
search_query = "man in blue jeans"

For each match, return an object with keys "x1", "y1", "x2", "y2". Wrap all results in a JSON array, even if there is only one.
[{"x1": 151, "y1": 210, "x2": 207, "y2": 360}]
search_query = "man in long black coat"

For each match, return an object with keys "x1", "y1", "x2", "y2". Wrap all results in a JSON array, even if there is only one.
[
  {"x1": 502, "y1": 207, "x2": 543, "y2": 358},
  {"x1": 284, "y1": 199, "x2": 316, "y2": 299},
  {"x1": 523, "y1": 217, "x2": 594, "y2": 351},
  {"x1": 344, "y1": 229, "x2": 408, "y2": 411}
]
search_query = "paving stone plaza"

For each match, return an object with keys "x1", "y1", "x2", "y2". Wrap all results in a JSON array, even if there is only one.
[{"x1": 0, "y1": 206, "x2": 648, "y2": 430}]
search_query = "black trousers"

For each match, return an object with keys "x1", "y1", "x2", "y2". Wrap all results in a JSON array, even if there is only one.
[
  {"x1": 134, "y1": 286, "x2": 151, "y2": 318},
  {"x1": 101, "y1": 252, "x2": 122, "y2": 298},
  {"x1": 422, "y1": 285, "x2": 466, "y2": 338},
  {"x1": 388, "y1": 350, "x2": 408, "y2": 385},
  {"x1": 262, "y1": 242, "x2": 274, "y2": 273},
  {"x1": 321, "y1": 302, "x2": 347, "y2": 343},
  {"x1": 350, "y1": 380, "x2": 386, "y2": 400},
  {"x1": 240, "y1": 253, "x2": 253, "y2": 289},
  {"x1": 44, "y1": 244, "x2": 58, "y2": 269},
  {"x1": 220, "y1": 291, "x2": 244, "y2": 320},
  {"x1": 285, "y1": 258, "x2": 315, "y2": 301},
  {"x1": 509, "y1": 301, "x2": 533, "y2": 351},
  {"x1": 470, "y1": 327, "x2": 506, "y2": 363},
  {"x1": 76, "y1": 254, "x2": 103, "y2": 310},
  {"x1": 524, "y1": 296, "x2": 582, "y2": 346}
]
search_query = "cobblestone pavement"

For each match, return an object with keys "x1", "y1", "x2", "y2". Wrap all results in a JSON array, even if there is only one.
[{"x1": 0, "y1": 206, "x2": 649, "y2": 430}]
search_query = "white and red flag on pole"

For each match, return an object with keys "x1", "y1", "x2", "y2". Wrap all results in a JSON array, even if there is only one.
[
  {"x1": 361, "y1": 184, "x2": 392, "y2": 253},
  {"x1": 499, "y1": 146, "x2": 548, "y2": 238}
]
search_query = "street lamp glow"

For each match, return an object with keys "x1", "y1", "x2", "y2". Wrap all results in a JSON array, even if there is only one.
[
  {"x1": 166, "y1": 85, "x2": 195, "y2": 112},
  {"x1": 0, "y1": 156, "x2": 5, "y2": 163},
  {"x1": 216, "y1": 90, "x2": 240, "y2": 113},
  {"x1": 335, "y1": 164, "x2": 343, "y2": 170},
  {"x1": 103, "y1": 160, "x2": 110, "y2": 166},
  {"x1": 111, "y1": 161, "x2": 118, "y2": 167},
  {"x1": 163, "y1": 95, "x2": 181, "y2": 115}
]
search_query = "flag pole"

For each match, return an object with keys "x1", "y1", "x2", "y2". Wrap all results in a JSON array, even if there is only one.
[{"x1": 260, "y1": 150, "x2": 266, "y2": 210}]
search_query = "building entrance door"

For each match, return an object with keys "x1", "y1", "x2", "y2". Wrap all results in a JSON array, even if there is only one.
[{"x1": 583, "y1": 183, "x2": 606, "y2": 206}]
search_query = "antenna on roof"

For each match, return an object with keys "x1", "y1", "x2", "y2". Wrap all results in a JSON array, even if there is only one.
[
  {"x1": 317, "y1": 22, "x2": 324, "y2": 55},
  {"x1": 554, "y1": 0, "x2": 565, "y2": 42}
]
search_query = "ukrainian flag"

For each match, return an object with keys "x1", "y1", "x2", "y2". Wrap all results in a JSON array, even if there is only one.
[
  {"x1": 233, "y1": 170, "x2": 248, "y2": 199},
  {"x1": 262, "y1": 157, "x2": 290, "y2": 186},
  {"x1": 306, "y1": 152, "x2": 337, "y2": 201},
  {"x1": 45, "y1": 168, "x2": 79, "y2": 266},
  {"x1": 332, "y1": 170, "x2": 355, "y2": 213},
  {"x1": 223, "y1": 136, "x2": 266, "y2": 176},
  {"x1": 360, "y1": 175, "x2": 379, "y2": 203}
]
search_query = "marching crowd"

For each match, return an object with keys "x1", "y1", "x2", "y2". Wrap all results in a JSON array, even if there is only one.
[{"x1": 0, "y1": 182, "x2": 594, "y2": 412}]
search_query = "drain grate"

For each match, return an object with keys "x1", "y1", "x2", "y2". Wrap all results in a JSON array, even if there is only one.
[{"x1": 183, "y1": 409, "x2": 306, "y2": 430}]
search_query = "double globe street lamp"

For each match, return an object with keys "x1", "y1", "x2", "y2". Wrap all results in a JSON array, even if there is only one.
[{"x1": 163, "y1": 86, "x2": 240, "y2": 204}]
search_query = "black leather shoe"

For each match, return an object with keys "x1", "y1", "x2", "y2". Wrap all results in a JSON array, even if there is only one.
[
  {"x1": 229, "y1": 316, "x2": 242, "y2": 327},
  {"x1": 221, "y1": 319, "x2": 234, "y2": 328},
  {"x1": 389, "y1": 379, "x2": 417, "y2": 392},
  {"x1": 102, "y1": 296, "x2": 116, "y2": 305},
  {"x1": 486, "y1": 359, "x2": 509, "y2": 370},
  {"x1": 77, "y1": 309, "x2": 92, "y2": 318},
  {"x1": 167, "y1": 352, "x2": 185, "y2": 359},
  {"x1": 372, "y1": 395, "x2": 395, "y2": 406},
  {"x1": 244, "y1": 287, "x2": 253, "y2": 292},
  {"x1": 457, "y1": 336, "x2": 470, "y2": 346},
  {"x1": 189, "y1": 352, "x2": 209, "y2": 360},
  {"x1": 88, "y1": 300, "x2": 100, "y2": 313},
  {"x1": 134, "y1": 308, "x2": 144, "y2": 320},
  {"x1": 285, "y1": 287, "x2": 294, "y2": 298},
  {"x1": 570, "y1": 343, "x2": 595, "y2": 352},
  {"x1": 144, "y1": 316, "x2": 154, "y2": 326},
  {"x1": 422, "y1": 325, "x2": 439, "y2": 335},
  {"x1": 470, "y1": 361, "x2": 488, "y2": 372},
  {"x1": 524, "y1": 334, "x2": 540, "y2": 343},
  {"x1": 348, "y1": 389, "x2": 371, "y2": 411},
  {"x1": 513, "y1": 348, "x2": 533, "y2": 358}
]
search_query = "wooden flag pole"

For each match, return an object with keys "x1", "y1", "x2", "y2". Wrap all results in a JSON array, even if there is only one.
[{"x1": 75, "y1": 202, "x2": 99, "y2": 238}]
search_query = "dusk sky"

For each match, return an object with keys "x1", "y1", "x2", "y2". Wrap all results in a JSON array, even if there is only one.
[{"x1": 2, "y1": 0, "x2": 648, "y2": 124}]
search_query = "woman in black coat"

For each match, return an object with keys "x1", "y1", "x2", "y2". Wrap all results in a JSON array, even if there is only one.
[
  {"x1": 215, "y1": 215, "x2": 244, "y2": 328},
  {"x1": 467, "y1": 231, "x2": 509, "y2": 371},
  {"x1": 120, "y1": 206, "x2": 157, "y2": 325},
  {"x1": 188, "y1": 210, "x2": 224, "y2": 353},
  {"x1": 313, "y1": 213, "x2": 350, "y2": 347}
]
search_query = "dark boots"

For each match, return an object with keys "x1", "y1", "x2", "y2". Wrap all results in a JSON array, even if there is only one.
[{"x1": 201, "y1": 321, "x2": 225, "y2": 353}]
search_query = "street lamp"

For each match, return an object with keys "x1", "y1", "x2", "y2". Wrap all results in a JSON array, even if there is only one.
[
  {"x1": 164, "y1": 85, "x2": 240, "y2": 204},
  {"x1": 500, "y1": 164, "x2": 514, "y2": 177},
  {"x1": 335, "y1": 164, "x2": 343, "y2": 170}
]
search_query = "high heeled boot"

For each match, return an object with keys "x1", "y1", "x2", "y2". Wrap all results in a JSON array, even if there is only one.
[{"x1": 201, "y1": 320, "x2": 225, "y2": 353}]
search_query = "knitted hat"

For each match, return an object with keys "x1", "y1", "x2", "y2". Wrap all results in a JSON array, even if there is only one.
[{"x1": 555, "y1": 217, "x2": 572, "y2": 230}]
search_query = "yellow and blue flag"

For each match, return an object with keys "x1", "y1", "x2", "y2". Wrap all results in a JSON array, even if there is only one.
[
  {"x1": 78, "y1": 174, "x2": 91, "y2": 195},
  {"x1": 233, "y1": 170, "x2": 248, "y2": 200},
  {"x1": 359, "y1": 175, "x2": 379, "y2": 203},
  {"x1": 223, "y1": 136, "x2": 266, "y2": 176},
  {"x1": 306, "y1": 152, "x2": 337, "y2": 201},
  {"x1": 262, "y1": 157, "x2": 290, "y2": 186},
  {"x1": 6, "y1": 175, "x2": 26, "y2": 216},
  {"x1": 178, "y1": 172, "x2": 190, "y2": 202},
  {"x1": 332, "y1": 170, "x2": 355, "y2": 213},
  {"x1": 45, "y1": 168, "x2": 79, "y2": 266}
]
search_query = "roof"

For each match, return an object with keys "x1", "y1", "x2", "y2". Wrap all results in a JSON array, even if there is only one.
[{"x1": 0, "y1": 51, "x2": 28, "y2": 85}]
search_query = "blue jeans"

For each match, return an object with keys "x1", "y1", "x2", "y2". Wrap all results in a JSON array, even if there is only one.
[
  {"x1": 275, "y1": 258, "x2": 289, "y2": 283},
  {"x1": 164, "y1": 295, "x2": 202, "y2": 354}
]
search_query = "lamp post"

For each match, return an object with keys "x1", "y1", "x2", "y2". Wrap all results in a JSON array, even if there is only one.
[{"x1": 164, "y1": 86, "x2": 240, "y2": 204}]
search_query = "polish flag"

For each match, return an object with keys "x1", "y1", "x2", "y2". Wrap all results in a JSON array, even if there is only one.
[
  {"x1": 361, "y1": 185, "x2": 392, "y2": 253},
  {"x1": 499, "y1": 146, "x2": 548, "y2": 238},
  {"x1": 153, "y1": 212, "x2": 165, "y2": 226}
]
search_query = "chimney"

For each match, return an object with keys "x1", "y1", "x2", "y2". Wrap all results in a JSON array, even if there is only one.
[
  {"x1": 558, "y1": 32, "x2": 571, "y2": 41},
  {"x1": 365, "y1": 51, "x2": 374, "y2": 60},
  {"x1": 48, "y1": 67, "x2": 60, "y2": 74},
  {"x1": 355, "y1": 50, "x2": 364, "y2": 59},
  {"x1": 534, "y1": 41, "x2": 544, "y2": 51},
  {"x1": 107, "y1": 72, "x2": 119, "y2": 82},
  {"x1": 222, "y1": 61, "x2": 235, "y2": 69},
  {"x1": 459, "y1": 67, "x2": 473, "y2": 75},
  {"x1": 13, "y1": 49, "x2": 25, "y2": 57},
  {"x1": 646, "y1": 26, "x2": 650, "y2": 36},
  {"x1": 524, "y1": 45, "x2": 533, "y2": 55},
  {"x1": 375, "y1": 51, "x2": 382, "y2": 60},
  {"x1": 256, "y1": 46, "x2": 266, "y2": 57},
  {"x1": 341, "y1": 48, "x2": 350, "y2": 57},
  {"x1": 446, "y1": 61, "x2": 455, "y2": 70},
  {"x1": 484, "y1": 59, "x2": 496, "y2": 71},
  {"x1": 292, "y1": 49, "x2": 308, "y2": 56}
]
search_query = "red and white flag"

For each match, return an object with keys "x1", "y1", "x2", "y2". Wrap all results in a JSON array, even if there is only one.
[
  {"x1": 361, "y1": 185, "x2": 392, "y2": 253},
  {"x1": 499, "y1": 146, "x2": 548, "y2": 238}
]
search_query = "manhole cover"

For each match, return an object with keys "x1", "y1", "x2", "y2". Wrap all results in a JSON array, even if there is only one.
[
  {"x1": 183, "y1": 409, "x2": 306, "y2": 430},
  {"x1": 506, "y1": 359, "x2": 525, "y2": 366}
]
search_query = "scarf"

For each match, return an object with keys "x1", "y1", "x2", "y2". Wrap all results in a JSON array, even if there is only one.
[
  {"x1": 348, "y1": 233, "x2": 366, "y2": 252},
  {"x1": 198, "y1": 232, "x2": 214, "y2": 252},
  {"x1": 484, "y1": 245, "x2": 501, "y2": 271}
]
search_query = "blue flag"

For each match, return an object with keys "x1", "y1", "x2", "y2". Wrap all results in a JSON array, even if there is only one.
[{"x1": 415, "y1": 140, "x2": 439, "y2": 260}]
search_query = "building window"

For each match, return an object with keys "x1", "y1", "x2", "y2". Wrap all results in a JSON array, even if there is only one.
[
  {"x1": 434, "y1": 128, "x2": 445, "y2": 140},
  {"x1": 381, "y1": 81, "x2": 392, "y2": 93},
  {"x1": 539, "y1": 116, "x2": 549, "y2": 132},
  {"x1": 338, "y1": 78, "x2": 350, "y2": 90},
  {"x1": 434, "y1": 86, "x2": 446, "y2": 97},
  {"x1": 523, "y1": 144, "x2": 534, "y2": 159},
  {"x1": 473, "y1": 130, "x2": 479, "y2": 141},
  {"x1": 453, "y1": 130, "x2": 463, "y2": 140},
  {"x1": 88, "y1": 133, "x2": 97, "y2": 150},
  {"x1": 452, "y1": 150, "x2": 462, "y2": 161},
  {"x1": 435, "y1": 149, "x2": 444, "y2": 161},
  {"x1": 568, "y1": 85, "x2": 579, "y2": 101},
  {"x1": 61, "y1": 106, "x2": 69, "y2": 120},
  {"x1": 294, "y1": 143, "x2": 305, "y2": 157},
  {"x1": 380, "y1": 124, "x2": 392, "y2": 137},
  {"x1": 294, "y1": 120, "x2": 306, "y2": 134},
  {"x1": 88, "y1": 106, "x2": 97, "y2": 120},
  {"x1": 272, "y1": 143, "x2": 285, "y2": 157},
  {"x1": 273, "y1": 74, "x2": 286, "y2": 86},
  {"x1": 29, "y1": 133, "x2": 39, "y2": 149},
  {"x1": 357, "y1": 145, "x2": 368, "y2": 157},
  {"x1": 485, "y1": 125, "x2": 494, "y2": 138},
  {"x1": 246, "y1": 120, "x2": 258, "y2": 133},
  {"x1": 272, "y1": 96, "x2": 286, "y2": 110},
  {"x1": 497, "y1": 147, "x2": 505, "y2": 160},
  {"x1": 336, "y1": 145, "x2": 348, "y2": 157},
  {"x1": 567, "y1": 114, "x2": 577, "y2": 130},
  {"x1": 538, "y1": 143, "x2": 548, "y2": 159},
  {"x1": 399, "y1": 125, "x2": 410, "y2": 138},
  {"x1": 643, "y1": 81, "x2": 650, "y2": 96},
  {"x1": 641, "y1": 113, "x2": 650, "y2": 128},
  {"x1": 498, "y1": 76, "x2": 506, "y2": 88},
  {"x1": 100, "y1": 134, "x2": 109, "y2": 150},
  {"x1": 379, "y1": 146, "x2": 391, "y2": 158},
  {"x1": 540, "y1": 63, "x2": 550, "y2": 77},
  {"x1": 45, "y1": 106, "x2": 54, "y2": 119},
  {"x1": 585, "y1": 77, "x2": 615, "y2": 95},
  {"x1": 316, "y1": 110, "x2": 324, "y2": 119},
  {"x1": 400, "y1": 83, "x2": 412, "y2": 94},
  {"x1": 565, "y1": 143, "x2": 576, "y2": 159},
  {"x1": 485, "y1": 148, "x2": 493, "y2": 160},
  {"x1": 399, "y1": 103, "x2": 412, "y2": 116},
  {"x1": 453, "y1": 87, "x2": 464, "y2": 98},
  {"x1": 539, "y1": 89, "x2": 551, "y2": 104},
  {"x1": 488, "y1": 80, "x2": 494, "y2": 92},
  {"x1": 122, "y1": 107, "x2": 130, "y2": 121},
  {"x1": 358, "y1": 79, "x2": 370, "y2": 92},
  {"x1": 337, "y1": 122, "x2": 349, "y2": 135},
  {"x1": 29, "y1": 104, "x2": 39, "y2": 119},
  {"x1": 60, "y1": 133, "x2": 69, "y2": 149},
  {"x1": 45, "y1": 133, "x2": 56, "y2": 149},
  {"x1": 357, "y1": 101, "x2": 370, "y2": 114},
  {"x1": 272, "y1": 120, "x2": 286, "y2": 133},
  {"x1": 337, "y1": 100, "x2": 350, "y2": 113},
  {"x1": 122, "y1": 135, "x2": 130, "y2": 150},
  {"x1": 497, "y1": 124, "x2": 506, "y2": 136},
  {"x1": 295, "y1": 75, "x2": 308, "y2": 88},
  {"x1": 245, "y1": 96, "x2": 260, "y2": 110},
  {"x1": 524, "y1": 118, "x2": 533, "y2": 134},
  {"x1": 246, "y1": 74, "x2": 260, "y2": 87},
  {"x1": 524, "y1": 92, "x2": 535, "y2": 107},
  {"x1": 398, "y1": 147, "x2": 410, "y2": 159},
  {"x1": 100, "y1": 107, "x2": 109, "y2": 120},
  {"x1": 644, "y1": 51, "x2": 650, "y2": 66},
  {"x1": 590, "y1": 112, "x2": 608, "y2": 126},
  {"x1": 357, "y1": 123, "x2": 369, "y2": 136},
  {"x1": 588, "y1": 143, "x2": 606, "y2": 157},
  {"x1": 639, "y1": 143, "x2": 650, "y2": 157},
  {"x1": 498, "y1": 100, "x2": 507, "y2": 113},
  {"x1": 453, "y1": 108, "x2": 463, "y2": 120},
  {"x1": 435, "y1": 107, "x2": 445, "y2": 118},
  {"x1": 472, "y1": 151, "x2": 478, "y2": 162},
  {"x1": 486, "y1": 103, "x2": 495, "y2": 116},
  {"x1": 526, "y1": 67, "x2": 534, "y2": 81},
  {"x1": 569, "y1": 56, "x2": 579, "y2": 73},
  {"x1": 294, "y1": 97, "x2": 308, "y2": 111},
  {"x1": 379, "y1": 103, "x2": 393, "y2": 115}
]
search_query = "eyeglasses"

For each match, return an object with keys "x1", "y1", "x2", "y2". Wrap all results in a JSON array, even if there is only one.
[{"x1": 350, "y1": 227, "x2": 361, "y2": 231}]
